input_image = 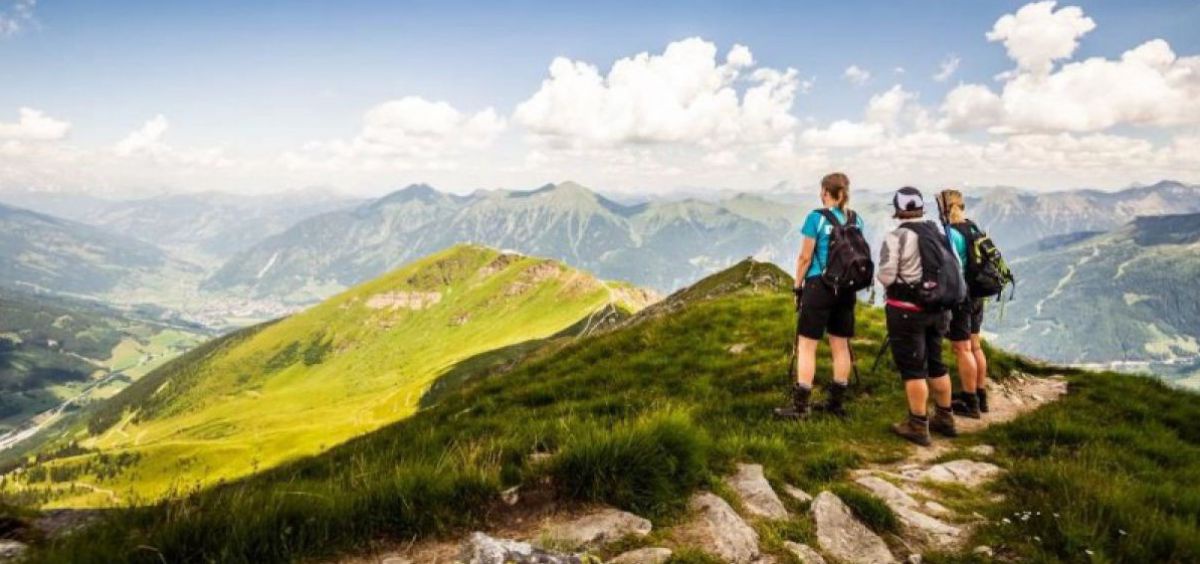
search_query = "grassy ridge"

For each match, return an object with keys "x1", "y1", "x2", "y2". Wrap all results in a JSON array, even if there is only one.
[
  {"x1": 5, "y1": 245, "x2": 625, "y2": 508},
  {"x1": 20, "y1": 263, "x2": 1031, "y2": 563}
]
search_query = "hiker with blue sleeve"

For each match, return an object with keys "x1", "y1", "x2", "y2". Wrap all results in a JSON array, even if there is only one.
[{"x1": 775, "y1": 172, "x2": 874, "y2": 420}]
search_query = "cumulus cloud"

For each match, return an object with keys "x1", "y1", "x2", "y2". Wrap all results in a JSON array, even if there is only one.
[
  {"x1": 0, "y1": 0, "x2": 36, "y2": 37},
  {"x1": 933, "y1": 55, "x2": 961, "y2": 82},
  {"x1": 843, "y1": 65, "x2": 871, "y2": 85},
  {"x1": 282, "y1": 96, "x2": 505, "y2": 172},
  {"x1": 113, "y1": 115, "x2": 232, "y2": 167},
  {"x1": 114, "y1": 115, "x2": 169, "y2": 157},
  {"x1": 986, "y1": 1, "x2": 1095, "y2": 75},
  {"x1": 513, "y1": 38, "x2": 798, "y2": 151},
  {"x1": 0, "y1": 107, "x2": 70, "y2": 141},
  {"x1": 939, "y1": 3, "x2": 1200, "y2": 134}
]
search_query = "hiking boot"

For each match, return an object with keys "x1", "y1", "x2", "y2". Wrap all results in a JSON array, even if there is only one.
[
  {"x1": 952, "y1": 391, "x2": 982, "y2": 419},
  {"x1": 931, "y1": 405, "x2": 958, "y2": 437},
  {"x1": 774, "y1": 383, "x2": 812, "y2": 420},
  {"x1": 977, "y1": 388, "x2": 990, "y2": 413},
  {"x1": 816, "y1": 382, "x2": 849, "y2": 417},
  {"x1": 892, "y1": 414, "x2": 931, "y2": 446}
]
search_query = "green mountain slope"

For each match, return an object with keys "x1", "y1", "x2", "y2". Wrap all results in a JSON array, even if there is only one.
[
  {"x1": 0, "y1": 289, "x2": 205, "y2": 439},
  {"x1": 3, "y1": 245, "x2": 646, "y2": 507},
  {"x1": 991, "y1": 212, "x2": 1200, "y2": 383}
]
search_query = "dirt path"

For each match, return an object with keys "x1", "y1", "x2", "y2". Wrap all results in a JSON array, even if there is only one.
[{"x1": 848, "y1": 374, "x2": 1070, "y2": 559}]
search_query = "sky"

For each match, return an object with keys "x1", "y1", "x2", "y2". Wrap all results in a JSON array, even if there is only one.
[{"x1": 1, "y1": 0, "x2": 1199, "y2": 197}]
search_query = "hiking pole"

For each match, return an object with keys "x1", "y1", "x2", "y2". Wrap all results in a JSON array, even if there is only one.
[
  {"x1": 870, "y1": 335, "x2": 891, "y2": 374},
  {"x1": 788, "y1": 287, "x2": 802, "y2": 382}
]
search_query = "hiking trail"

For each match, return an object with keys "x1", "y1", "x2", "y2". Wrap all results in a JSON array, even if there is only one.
[{"x1": 335, "y1": 374, "x2": 1069, "y2": 564}]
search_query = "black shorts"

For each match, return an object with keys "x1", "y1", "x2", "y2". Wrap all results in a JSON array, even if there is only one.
[
  {"x1": 886, "y1": 305, "x2": 949, "y2": 381},
  {"x1": 947, "y1": 299, "x2": 985, "y2": 342},
  {"x1": 797, "y1": 277, "x2": 857, "y2": 340}
]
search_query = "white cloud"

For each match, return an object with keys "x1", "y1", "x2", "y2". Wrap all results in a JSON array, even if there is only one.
[
  {"x1": 843, "y1": 65, "x2": 871, "y2": 85},
  {"x1": 865, "y1": 85, "x2": 917, "y2": 130},
  {"x1": 800, "y1": 120, "x2": 885, "y2": 148},
  {"x1": 933, "y1": 55, "x2": 961, "y2": 82},
  {"x1": 513, "y1": 38, "x2": 798, "y2": 151},
  {"x1": 283, "y1": 96, "x2": 505, "y2": 172},
  {"x1": 986, "y1": 1, "x2": 1095, "y2": 75},
  {"x1": 0, "y1": 0, "x2": 36, "y2": 38},
  {"x1": 114, "y1": 115, "x2": 169, "y2": 157},
  {"x1": 0, "y1": 107, "x2": 70, "y2": 141},
  {"x1": 940, "y1": 2, "x2": 1200, "y2": 135}
]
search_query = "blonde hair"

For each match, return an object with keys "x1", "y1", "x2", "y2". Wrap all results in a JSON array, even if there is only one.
[
  {"x1": 821, "y1": 172, "x2": 850, "y2": 212},
  {"x1": 940, "y1": 189, "x2": 966, "y2": 224}
]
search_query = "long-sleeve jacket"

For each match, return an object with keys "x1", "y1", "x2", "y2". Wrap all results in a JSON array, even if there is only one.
[{"x1": 876, "y1": 219, "x2": 931, "y2": 294}]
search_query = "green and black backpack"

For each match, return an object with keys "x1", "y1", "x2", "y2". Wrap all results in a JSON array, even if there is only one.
[{"x1": 953, "y1": 220, "x2": 1015, "y2": 300}]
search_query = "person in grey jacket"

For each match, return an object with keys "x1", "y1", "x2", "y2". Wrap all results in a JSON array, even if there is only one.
[{"x1": 877, "y1": 187, "x2": 957, "y2": 446}]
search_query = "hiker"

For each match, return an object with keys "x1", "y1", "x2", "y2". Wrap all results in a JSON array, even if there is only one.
[
  {"x1": 937, "y1": 189, "x2": 1015, "y2": 417},
  {"x1": 775, "y1": 172, "x2": 873, "y2": 420},
  {"x1": 877, "y1": 187, "x2": 964, "y2": 446},
  {"x1": 937, "y1": 190, "x2": 988, "y2": 418}
]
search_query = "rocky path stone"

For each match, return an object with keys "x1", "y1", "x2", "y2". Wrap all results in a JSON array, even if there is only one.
[
  {"x1": 854, "y1": 476, "x2": 964, "y2": 550},
  {"x1": 607, "y1": 547, "x2": 673, "y2": 563},
  {"x1": 725, "y1": 463, "x2": 789, "y2": 520},
  {"x1": 678, "y1": 492, "x2": 762, "y2": 563},
  {"x1": 812, "y1": 491, "x2": 896, "y2": 564},
  {"x1": 783, "y1": 541, "x2": 827, "y2": 564},
  {"x1": 459, "y1": 532, "x2": 589, "y2": 564},
  {"x1": 542, "y1": 507, "x2": 651, "y2": 549}
]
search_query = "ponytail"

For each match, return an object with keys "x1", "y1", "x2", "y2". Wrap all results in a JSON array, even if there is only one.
[{"x1": 821, "y1": 172, "x2": 851, "y2": 212}]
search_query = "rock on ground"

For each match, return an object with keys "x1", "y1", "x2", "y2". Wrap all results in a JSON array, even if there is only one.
[
  {"x1": 607, "y1": 547, "x2": 673, "y2": 564},
  {"x1": 783, "y1": 484, "x2": 814, "y2": 504},
  {"x1": 811, "y1": 491, "x2": 896, "y2": 564},
  {"x1": 854, "y1": 476, "x2": 964, "y2": 550},
  {"x1": 459, "y1": 532, "x2": 588, "y2": 564},
  {"x1": 725, "y1": 463, "x2": 789, "y2": 520},
  {"x1": 783, "y1": 541, "x2": 827, "y2": 564},
  {"x1": 541, "y1": 507, "x2": 651, "y2": 549},
  {"x1": 919, "y1": 460, "x2": 1003, "y2": 487},
  {"x1": 681, "y1": 492, "x2": 761, "y2": 563},
  {"x1": 0, "y1": 541, "x2": 27, "y2": 561}
]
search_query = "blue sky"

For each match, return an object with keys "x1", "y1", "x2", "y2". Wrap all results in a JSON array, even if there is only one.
[{"x1": 2, "y1": 1, "x2": 1199, "y2": 195}]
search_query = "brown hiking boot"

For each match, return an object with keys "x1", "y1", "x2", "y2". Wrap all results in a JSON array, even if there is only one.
[
  {"x1": 952, "y1": 391, "x2": 982, "y2": 419},
  {"x1": 816, "y1": 381, "x2": 849, "y2": 417},
  {"x1": 892, "y1": 414, "x2": 931, "y2": 446},
  {"x1": 931, "y1": 406, "x2": 958, "y2": 437},
  {"x1": 774, "y1": 383, "x2": 812, "y2": 420}
]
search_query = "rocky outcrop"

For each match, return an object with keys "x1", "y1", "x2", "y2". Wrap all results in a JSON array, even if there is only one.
[
  {"x1": 783, "y1": 541, "x2": 827, "y2": 564},
  {"x1": 366, "y1": 290, "x2": 441, "y2": 310},
  {"x1": 681, "y1": 492, "x2": 761, "y2": 563},
  {"x1": 725, "y1": 463, "x2": 788, "y2": 520},
  {"x1": 854, "y1": 476, "x2": 964, "y2": 550},
  {"x1": 607, "y1": 547, "x2": 673, "y2": 564},
  {"x1": 541, "y1": 508, "x2": 651, "y2": 549},
  {"x1": 811, "y1": 491, "x2": 896, "y2": 564},
  {"x1": 458, "y1": 532, "x2": 589, "y2": 564},
  {"x1": 916, "y1": 460, "x2": 1003, "y2": 487}
]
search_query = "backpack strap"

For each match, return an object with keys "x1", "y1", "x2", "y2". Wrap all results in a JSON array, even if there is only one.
[{"x1": 816, "y1": 208, "x2": 843, "y2": 228}]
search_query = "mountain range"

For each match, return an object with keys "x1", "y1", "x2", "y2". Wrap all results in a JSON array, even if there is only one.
[
  {"x1": 203, "y1": 182, "x2": 806, "y2": 301},
  {"x1": 990, "y1": 212, "x2": 1200, "y2": 386}
]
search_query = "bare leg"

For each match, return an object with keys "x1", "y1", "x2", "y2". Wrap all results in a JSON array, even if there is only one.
[
  {"x1": 971, "y1": 335, "x2": 988, "y2": 390},
  {"x1": 904, "y1": 379, "x2": 928, "y2": 415},
  {"x1": 828, "y1": 336, "x2": 852, "y2": 385},
  {"x1": 951, "y1": 340, "x2": 977, "y2": 393},
  {"x1": 928, "y1": 374, "x2": 953, "y2": 408},
  {"x1": 795, "y1": 336, "x2": 820, "y2": 386}
]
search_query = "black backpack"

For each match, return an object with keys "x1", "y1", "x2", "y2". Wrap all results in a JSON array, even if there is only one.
[
  {"x1": 816, "y1": 209, "x2": 874, "y2": 293},
  {"x1": 898, "y1": 221, "x2": 966, "y2": 311},
  {"x1": 952, "y1": 220, "x2": 1015, "y2": 299}
]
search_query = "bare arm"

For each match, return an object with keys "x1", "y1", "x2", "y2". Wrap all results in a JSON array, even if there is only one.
[{"x1": 795, "y1": 236, "x2": 816, "y2": 288}]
